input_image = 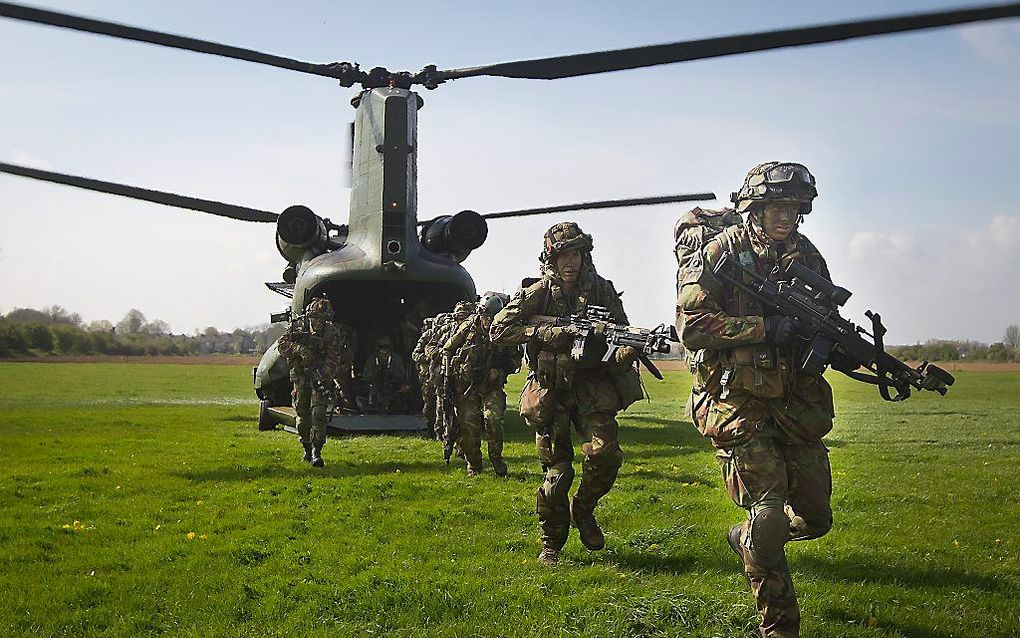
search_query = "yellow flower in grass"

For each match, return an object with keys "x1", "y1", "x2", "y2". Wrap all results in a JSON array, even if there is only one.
[
  {"x1": 186, "y1": 531, "x2": 196, "y2": 540},
  {"x1": 196, "y1": 500, "x2": 203, "y2": 506}
]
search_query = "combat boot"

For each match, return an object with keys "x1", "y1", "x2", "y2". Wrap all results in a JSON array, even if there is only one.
[
  {"x1": 570, "y1": 498, "x2": 605, "y2": 551},
  {"x1": 537, "y1": 545, "x2": 560, "y2": 566},
  {"x1": 301, "y1": 441, "x2": 313, "y2": 463},
  {"x1": 491, "y1": 457, "x2": 508, "y2": 477},
  {"x1": 310, "y1": 444, "x2": 325, "y2": 468}
]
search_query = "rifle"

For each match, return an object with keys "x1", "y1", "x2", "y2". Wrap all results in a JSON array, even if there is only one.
[
  {"x1": 712, "y1": 252, "x2": 955, "y2": 401},
  {"x1": 528, "y1": 306, "x2": 678, "y2": 380},
  {"x1": 308, "y1": 364, "x2": 343, "y2": 420}
]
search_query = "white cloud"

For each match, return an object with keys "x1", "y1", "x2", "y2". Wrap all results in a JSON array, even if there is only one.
[
  {"x1": 959, "y1": 24, "x2": 1020, "y2": 64},
  {"x1": 841, "y1": 215, "x2": 1020, "y2": 343},
  {"x1": 11, "y1": 151, "x2": 51, "y2": 170}
]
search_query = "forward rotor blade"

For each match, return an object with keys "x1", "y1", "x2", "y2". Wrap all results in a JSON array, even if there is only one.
[
  {"x1": 0, "y1": 1, "x2": 351, "y2": 80},
  {"x1": 480, "y1": 193, "x2": 716, "y2": 221},
  {"x1": 0, "y1": 161, "x2": 279, "y2": 223},
  {"x1": 438, "y1": 3, "x2": 1020, "y2": 81}
]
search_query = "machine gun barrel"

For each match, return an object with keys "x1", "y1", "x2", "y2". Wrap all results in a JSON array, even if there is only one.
[{"x1": 712, "y1": 252, "x2": 954, "y2": 401}]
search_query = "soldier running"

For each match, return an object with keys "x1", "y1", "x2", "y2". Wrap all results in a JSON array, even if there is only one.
[{"x1": 490, "y1": 222, "x2": 642, "y2": 564}]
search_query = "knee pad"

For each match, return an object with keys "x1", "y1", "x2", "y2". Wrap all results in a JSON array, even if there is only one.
[
  {"x1": 539, "y1": 462, "x2": 575, "y2": 504},
  {"x1": 747, "y1": 499, "x2": 791, "y2": 568},
  {"x1": 788, "y1": 509, "x2": 832, "y2": 542}
]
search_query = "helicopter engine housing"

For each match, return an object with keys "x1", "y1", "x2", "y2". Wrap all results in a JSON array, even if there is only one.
[
  {"x1": 275, "y1": 204, "x2": 329, "y2": 263},
  {"x1": 420, "y1": 209, "x2": 488, "y2": 262}
]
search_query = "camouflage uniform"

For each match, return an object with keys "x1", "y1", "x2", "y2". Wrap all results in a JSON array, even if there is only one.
[
  {"x1": 412, "y1": 317, "x2": 438, "y2": 437},
  {"x1": 277, "y1": 297, "x2": 352, "y2": 467},
  {"x1": 491, "y1": 223, "x2": 642, "y2": 562},
  {"x1": 677, "y1": 163, "x2": 832, "y2": 638},
  {"x1": 362, "y1": 336, "x2": 409, "y2": 413},
  {"x1": 482, "y1": 340, "x2": 523, "y2": 477},
  {"x1": 444, "y1": 310, "x2": 493, "y2": 475}
]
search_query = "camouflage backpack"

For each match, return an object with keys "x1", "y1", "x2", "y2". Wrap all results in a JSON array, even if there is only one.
[{"x1": 673, "y1": 207, "x2": 744, "y2": 351}]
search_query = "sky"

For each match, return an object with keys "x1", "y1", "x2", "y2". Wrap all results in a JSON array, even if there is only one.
[{"x1": 1, "y1": 0, "x2": 1018, "y2": 344}]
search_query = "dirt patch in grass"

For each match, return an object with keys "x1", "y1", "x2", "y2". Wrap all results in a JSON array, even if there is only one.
[{"x1": 0, "y1": 355, "x2": 260, "y2": 365}]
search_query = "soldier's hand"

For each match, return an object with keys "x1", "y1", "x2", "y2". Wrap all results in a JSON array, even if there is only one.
[
  {"x1": 536, "y1": 325, "x2": 579, "y2": 348},
  {"x1": 614, "y1": 345, "x2": 640, "y2": 366},
  {"x1": 764, "y1": 316, "x2": 802, "y2": 348}
]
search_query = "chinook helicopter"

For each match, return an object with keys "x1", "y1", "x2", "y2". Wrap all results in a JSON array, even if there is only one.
[{"x1": 2, "y1": 2, "x2": 1018, "y2": 432}]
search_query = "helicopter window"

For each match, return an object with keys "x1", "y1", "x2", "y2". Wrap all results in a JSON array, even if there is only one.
[{"x1": 386, "y1": 240, "x2": 402, "y2": 254}]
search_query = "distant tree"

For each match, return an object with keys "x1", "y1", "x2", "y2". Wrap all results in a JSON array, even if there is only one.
[
  {"x1": 202, "y1": 326, "x2": 219, "y2": 337},
  {"x1": 5, "y1": 308, "x2": 50, "y2": 324},
  {"x1": 87, "y1": 319, "x2": 115, "y2": 333},
  {"x1": 27, "y1": 324, "x2": 53, "y2": 351},
  {"x1": 1005, "y1": 324, "x2": 1020, "y2": 351},
  {"x1": 45, "y1": 305, "x2": 82, "y2": 326},
  {"x1": 141, "y1": 319, "x2": 170, "y2": 336},
  {"x1": 116, "y1": 309, "x2": 146, "y2": 335}
]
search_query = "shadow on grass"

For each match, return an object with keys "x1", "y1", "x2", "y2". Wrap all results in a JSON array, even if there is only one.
[
  {"x1": 599, "y1": 546, "x2": 738, "y2": 576},
  {"x1": 820, "y1": 607, "x2": 971, "y2": 638},
  {"x1": 798, "y1": 554, "x2": 1011, "y2": 594},
  {"x1": 177, "y1": 459, "x2": 450, "y2": 482}
]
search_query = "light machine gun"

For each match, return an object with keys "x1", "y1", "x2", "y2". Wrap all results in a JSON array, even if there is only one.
[
  {"x1": 529, "y1": 306, "x2": 678, "y2": 379},
  {"x1": 712, "y1": 252, "x2": 955, "y2": 401}
]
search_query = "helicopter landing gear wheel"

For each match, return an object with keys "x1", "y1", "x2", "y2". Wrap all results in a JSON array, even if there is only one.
[{"x1": 258, "y1": 399, "x2": 277, "y2": 431}]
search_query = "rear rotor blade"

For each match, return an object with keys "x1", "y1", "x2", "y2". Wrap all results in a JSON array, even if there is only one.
[
  {"x1": 0, "y1": 1, "x2": 356, "y2": 81},
  {"x1": 480, "y1": 193, "x2": 716, "y2": 221},
  {"x1": 437, "y1": 3, "x2": 1020, "y2": 81},
  {"x1": 0, "y1": 161, "x2": 278, "y2": 223}
]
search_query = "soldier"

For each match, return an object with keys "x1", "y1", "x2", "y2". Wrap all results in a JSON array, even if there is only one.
[
  {"x1": 362, "y1": 335, "x2": 410, "y2": 413},
  {"x1": 445, "y1": 298, "x2": 505, "y2": 476},
  {"x1": 478, "y1": 292, "x2": 522, "y2": 477},
  {"x1": 677, "y1": 162, "x2": 834, "y2": 638},
  {"x1": 490, "y1": 222, "x2": 642, "y2": 565},
  {"x1": 412, "y1": 316, "x2": 438, "y2": 437},
  {"x1": 276, "y1": 297, "x2": 350, "y2": 468}
]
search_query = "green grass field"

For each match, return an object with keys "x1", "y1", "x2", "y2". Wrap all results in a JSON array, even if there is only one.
[{"x1": 0, "y1": 362, "x2": 1017, "y2": 637}]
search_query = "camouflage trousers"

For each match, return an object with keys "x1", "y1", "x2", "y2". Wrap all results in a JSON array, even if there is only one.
[
  {"x1": 454, "y1": 388, "x2": 484, "y2": 473},
  {"x1": 420, "y1": 375, "x2": 437, "y2": 439},
  {"x1": 482, "y1": 387, "x2": 506, "y2": 466},
  {"x1": 521, "y1": 380, "x2": 623, "y2": 551},
  {"x1": 718, "y1": 429, "x2": 832, "y2": 638},
  {"x1": 292, "y1": 379, "x2": 328, "y2": 448}
]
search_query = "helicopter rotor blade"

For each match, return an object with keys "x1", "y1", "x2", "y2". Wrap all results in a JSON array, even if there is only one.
[
  {"x1": 418, "y1": 192, "x2": 716, "y2": 226},
  {"x1": 0, "y1": 161, "x2": 279, "y2": 223},
  {"x1": 0, "y1": 1, "x2": 360, "y2": 82},
  {"x1": 436, "y1": 3, "x2": 1020, "y2": 82}
]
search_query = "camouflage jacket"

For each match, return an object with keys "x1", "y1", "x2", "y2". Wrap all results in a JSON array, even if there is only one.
[
  {"x1": 678, "y1": 221, "x2": 834, "y2": 444},
  {"x1": 363, "y1": 351, "x2": 407, "y2": 388},
  {"x1": 490, "y1": 271, "x2": 640, "y2": 414},
  {"x1": 277, "y1": 319, "x2": 351, "y2": 382},
  {"x1": 444, "y1": 313, "x2": 493, "y2": 390}
]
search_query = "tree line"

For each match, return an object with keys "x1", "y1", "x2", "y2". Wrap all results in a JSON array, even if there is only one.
[
  {"x1": 886, "y1": 325, "x2": 1019, "y2": 363},
  {"x1": 0, "y1": 306, "x2": 285, "y2": 358}
]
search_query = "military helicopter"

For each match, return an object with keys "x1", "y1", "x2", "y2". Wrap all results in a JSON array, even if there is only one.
[{"x1": 2, "y1": 2, "x2": 1019, "y2": 432}]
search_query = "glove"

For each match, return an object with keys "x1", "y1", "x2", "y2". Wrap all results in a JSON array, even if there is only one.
[
  {"x1": 614, "y1": 345, "x2": 640, "y2": 366},
  {"x1": 764, "y1": 316, "x2": 801, "y2": 348},
  {"x1": 535, "y1": 325, "x2": 578, "y2": 348}
]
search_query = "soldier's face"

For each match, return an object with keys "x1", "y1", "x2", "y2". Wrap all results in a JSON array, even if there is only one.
[
  {"x1": 554, "y1": 249, "x2": 583, "y2": 284},
  {"x1": 762, "y1": 202, "x2": 800, "y2": 241},
  {"x1": 309, "y1": 316, "x2": 326, "y2": 332}
]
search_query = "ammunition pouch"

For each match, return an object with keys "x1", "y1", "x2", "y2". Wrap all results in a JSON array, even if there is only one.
[
  {"x1": 609, "y1": 365, "x2": 644, "y2": 411},
  {"x1": 519, "y1": 376, "x2": 557, "y2": 427},
  {"x1": 699, "y1": 344, "x2": 786, "y2": 400},
  {"x1": 535, "y1": 350, "x2": 574, "y2": 390}
]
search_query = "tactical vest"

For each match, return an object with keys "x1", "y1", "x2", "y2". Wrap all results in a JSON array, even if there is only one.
[{"x1": 694, "y1": 224, "x2": 829, "y2": 400}]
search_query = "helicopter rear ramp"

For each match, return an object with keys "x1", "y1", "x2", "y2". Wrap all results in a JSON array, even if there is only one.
[{"x1": 264, "y1": 406, "x2": 427, "y2": 434}]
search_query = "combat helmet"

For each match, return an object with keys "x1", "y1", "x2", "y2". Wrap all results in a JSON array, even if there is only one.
[
  {"x1": 305, "y1": 296, "x2": 334, "y2": 319},
  {"x1": 453, "y1": 300, "x2": 477, "y2": 317},
  {"x1": 541, "y1": 222, "x2": 593, "y2": 265},
  {"x1": 731, "y1": 162, "x2": 817, "y2": 214},
  {"x1": 478, "y1": 291, "x2": 508, "y2": 317}
]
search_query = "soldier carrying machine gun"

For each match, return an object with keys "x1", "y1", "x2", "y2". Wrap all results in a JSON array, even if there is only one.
[
  {"x1": 525, "y1": 304, "x2": 679, "y2": 380},
  {"x1": 712, "y1": 252, "x2": 954, "y2": 401}
]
